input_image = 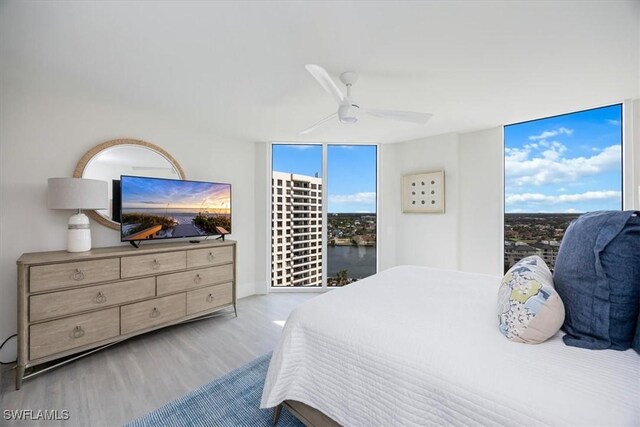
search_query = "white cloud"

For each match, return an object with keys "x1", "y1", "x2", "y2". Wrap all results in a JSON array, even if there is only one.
[
  {"x1": 505, "y1": 144, "x2": 621, "y2": 187},
  {"x1": 329, "y1": 192, "x2": 376, "y2": 204},
  {"x1": 529, "y1": 127, "x2": 573, "y2": 141},
  {"x1": 607, "y1": 119, "x2": 620, "y2": 126},
  {"x1": 505, "y1": 190, "x2": 621, "y2": 205},
  {"x1": 564, "y1": 208, "x2": 579, "y2": 213}
]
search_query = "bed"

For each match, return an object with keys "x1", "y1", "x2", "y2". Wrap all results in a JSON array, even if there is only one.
[{"x1": 261, "y1": 266, "x2": 640, "y2": 426}]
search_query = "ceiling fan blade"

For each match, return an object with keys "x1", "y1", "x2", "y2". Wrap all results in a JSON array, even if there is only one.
[
  {"x1": 299, "y1": 112, "x2": 338, "y2": 135},
  {"x1": 305, "y1": 64, "x2": 345, "y2": 105},
  {"x1": 364, "y1": 108, "x2": 432, "y2": 124}
]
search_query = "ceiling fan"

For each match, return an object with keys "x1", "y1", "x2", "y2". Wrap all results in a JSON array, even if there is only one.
[{"x1": 300, "y1": 64, "x2": 432, "y2": 134}]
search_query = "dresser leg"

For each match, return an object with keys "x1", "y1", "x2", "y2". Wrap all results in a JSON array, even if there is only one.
[
  {"x1": 233, "y1": 303, "x2": 238, "y2": 317},
  {"x1": 16, "y1": 365, "x2": 25, "y2": 390}
]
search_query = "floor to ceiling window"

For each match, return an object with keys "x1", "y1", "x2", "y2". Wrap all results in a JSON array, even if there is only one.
[
  {"x1": 271, "y1": 143, "x2": 377, "y2": 288},
  {"x1": 327, "y1": 145, "x2": 377, "y2": 286},
  {"x1": 504, "y1": 104, "x2": 623, "y2": 273},
  {"x1": 271, "y1": 144, "x2": 323, "y2": 287}
]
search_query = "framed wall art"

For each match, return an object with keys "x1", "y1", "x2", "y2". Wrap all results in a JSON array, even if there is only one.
[{"x1": 402, "y1": 170, "x2": 445, "y2": 213}]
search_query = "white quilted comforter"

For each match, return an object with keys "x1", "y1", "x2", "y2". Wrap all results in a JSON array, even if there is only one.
[{"x1": 261, "y1": 266, "x2": 640, "y2": 426}]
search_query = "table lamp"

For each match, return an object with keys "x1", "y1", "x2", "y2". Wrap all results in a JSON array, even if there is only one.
[{"x1": 47, "y1": 177, "x2": 108, "y2": 252}]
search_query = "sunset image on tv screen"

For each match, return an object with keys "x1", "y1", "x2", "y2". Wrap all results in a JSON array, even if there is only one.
[{"x1": 120, "y1": 176, "x2": 231, "y2": 241}]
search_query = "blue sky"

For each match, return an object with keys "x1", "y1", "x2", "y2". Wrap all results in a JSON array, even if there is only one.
[
  {"x1": 272, "y1": 145, "x2": 377, "y2": 213},
  {"x1": 504, "y1": 104, "x2": 622, "y2": 213}
]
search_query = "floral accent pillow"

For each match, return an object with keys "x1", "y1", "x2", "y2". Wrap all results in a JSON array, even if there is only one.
[{"x1": 498, "y1": 256, "x2": 565, "y2": 344}]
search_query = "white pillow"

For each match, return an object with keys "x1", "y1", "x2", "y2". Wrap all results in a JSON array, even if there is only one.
[{"x1": 497, "y1": 256, "x2": 565, "y2": 344}]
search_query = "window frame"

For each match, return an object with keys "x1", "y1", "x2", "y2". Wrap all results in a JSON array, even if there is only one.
[
  {"x1": 502, "y1": 102, "x2": 626, "y2": 272},
  {"x1": 267, "y1": 142, "x2": 380, "y2": 292}
]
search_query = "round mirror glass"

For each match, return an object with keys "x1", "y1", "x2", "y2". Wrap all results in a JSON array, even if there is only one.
[{"x1": 75, "y1": 140, "x2": 185, "y2": 230}]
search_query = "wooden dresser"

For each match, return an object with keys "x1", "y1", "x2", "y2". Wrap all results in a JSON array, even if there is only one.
[{"x1": 16, "y1": 240, "x2": 236, "y2": 389}]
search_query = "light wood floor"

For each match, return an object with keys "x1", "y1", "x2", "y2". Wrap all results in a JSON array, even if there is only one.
[{"x1": 0, "y1": 293, "x2": 315, "y2": 426}]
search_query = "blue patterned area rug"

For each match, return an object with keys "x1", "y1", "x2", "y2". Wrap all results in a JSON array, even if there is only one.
[{"x1": 126, "y1": 353, "x2": 302, "y2": 427}]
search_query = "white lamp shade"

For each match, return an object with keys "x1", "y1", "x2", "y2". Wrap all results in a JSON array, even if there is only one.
[{"x1": 48, "y1": 178, "x2": 108, "y2": 210}]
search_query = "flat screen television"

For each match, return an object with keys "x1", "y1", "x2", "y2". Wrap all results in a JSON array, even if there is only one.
[{"x1": 120, "y1": 175, "x2": 231, "y2": 244}]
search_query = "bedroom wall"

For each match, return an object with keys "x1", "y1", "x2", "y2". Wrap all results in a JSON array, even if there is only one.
[
  {"x1": 378, "y1": 143, "x2": 399, "y2": 271},
  {"x1": 458, "y1": 127, "x2": 504, "y2": 275},
  {"x1": 0, "y1": 84, "x2": 259, "y2": 363},
  {"x1": 628, "y1": 99, "x2": 640, "y2": 210},
  {"x1": 253, "y1": 141, "x2": 269, "y2": 295},
  {"x1": 392, "y1": 133, "x2": 461, "y2": 270},
  {"x1": 389, "y1": 128, "x2": 504, "y2": 276}
]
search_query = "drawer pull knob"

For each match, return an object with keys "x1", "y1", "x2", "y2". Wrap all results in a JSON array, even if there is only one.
[
  {"x1": 72, "y1": 326, "x2": 85, "y2": 338},
  {"x1": 194, "y1": 274, "x2": 202, "y2": 284},
  {"x1": 206, "y1": 293, "x2": 214, "y2": 303},
  {"x1": 72, "y1": 269, "x2": 85, "y2": 281},
  {"x1": 150, "y1": 307, "x2": 160, "y2": 318},
  {"x1": 95, "y1": 291, "x2": 107, "y2": 304},
  {"x1": 207, "y1": 252, "x2": 214, "y2": 261},
  {"x1": 152, "y1": 259, "x2": 161, "y2": 270}
]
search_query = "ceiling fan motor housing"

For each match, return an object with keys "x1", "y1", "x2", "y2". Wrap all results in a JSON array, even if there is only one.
[{"x1": 339, "y1": 103, "x2": 359, "y2": 124}]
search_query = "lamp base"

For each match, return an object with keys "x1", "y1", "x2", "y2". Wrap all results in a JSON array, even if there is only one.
[{"x1": 67, "y1": 212, "x2": 92, "y2": 253}]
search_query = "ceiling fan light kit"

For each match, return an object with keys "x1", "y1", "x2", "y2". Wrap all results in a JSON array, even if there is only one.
[
  {"x1": 300, "y1": 64, "x2": 432, "y2": 134},
  {"x1": 339, "y1": 104, "x2": 358, "y2": 124}
]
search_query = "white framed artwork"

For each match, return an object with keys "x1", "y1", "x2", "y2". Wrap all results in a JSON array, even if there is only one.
[{"x1": 402, "y1": 170, "x2": 445, "y2": 213}]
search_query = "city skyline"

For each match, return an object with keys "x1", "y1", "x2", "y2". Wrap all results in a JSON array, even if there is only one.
[
  {"x1": 504, "y1": 104, "x2": 622, "y2": 213},
  {"x1": 272, "y1": 144, "x2": 377, "y2": 213}
]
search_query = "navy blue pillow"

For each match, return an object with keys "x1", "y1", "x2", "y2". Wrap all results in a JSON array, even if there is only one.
[
  {"x1": 553, "y1": 211, "x2": 640, "y2": 350},
  {"x1": 633, "y1": 315, "x2": 640, "y2": 355}
]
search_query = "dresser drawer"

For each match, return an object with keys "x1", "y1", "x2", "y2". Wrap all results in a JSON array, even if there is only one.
[
  {"x1": 157, "y1": 264, "x2": 234, "y2": 295},
  {"x1": 187, "y1": 246, "x2": 234, "y2": 269},
  {"x1": 30, "y1": 277, "x2": 156, "y2": 322},
  {"x1": 30, "y1": 308, "x2": 119, "y2": 360},
  {"x1": 30, "y1": 259, "x2": 120, "y2": 293},
  {"x1": 187, "y1": 282, "x2": 233, "y2": 315},
  {"x1": 120, "y1": 293, "x2": 186, "y2": 335},
  {"x1": 121, "y1": 251, "x2": 186, "y2": 278}
]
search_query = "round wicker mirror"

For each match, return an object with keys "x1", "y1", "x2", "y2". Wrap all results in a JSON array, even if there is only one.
[{"x1": 74, "y1": 139, "x2": 185, "y2": 230}]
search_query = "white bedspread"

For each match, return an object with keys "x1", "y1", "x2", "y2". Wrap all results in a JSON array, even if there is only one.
[{"x1": 261, "y1": 266, "x2": 640, "y2": 426}]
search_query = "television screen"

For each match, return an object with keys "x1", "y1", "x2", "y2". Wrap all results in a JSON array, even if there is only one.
[{"x1": 120, "y1": 175, "x2": 231, "y2": 242}]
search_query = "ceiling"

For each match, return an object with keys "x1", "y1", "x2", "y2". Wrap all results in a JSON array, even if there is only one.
[{"x1": 1, "y1": 1, "x2": 639, "y2": 143}]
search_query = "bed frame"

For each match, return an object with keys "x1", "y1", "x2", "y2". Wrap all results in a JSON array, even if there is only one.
[{"x1": 273, "y1": 400, "x2": 341, "y2": 427}]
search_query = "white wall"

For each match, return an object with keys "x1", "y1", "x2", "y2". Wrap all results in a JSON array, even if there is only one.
[
  {"x1": 458, "y1": 127, "x2": 504, "y2": 275},
  {"x1": 386, "y1": 129, "x2": 503, "y2": 274},
  {"x1": 392, "y1": 133, "x2": 461, "y2": 270},
  {"x1": 378, "y1": 143, "x2": 398, "y2": 271},
  {"x1": 628, "y1": 99, "x2": 640, "y2": 210},
  {"x1": 253, "y1": 142, "x2": 269, "y2": 295},
  {"x1": 0, "y1": 85, "x2": 258, "y2": 363}
]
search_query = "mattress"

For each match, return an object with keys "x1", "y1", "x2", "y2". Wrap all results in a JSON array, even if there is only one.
[{"x1": 261, "y1": 266, "x2": 640, "y2": 426}]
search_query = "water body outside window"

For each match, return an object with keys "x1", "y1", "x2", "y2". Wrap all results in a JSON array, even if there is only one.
[{"x1": 327, "y1": 145, "x2": 377, "y2": 286}]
